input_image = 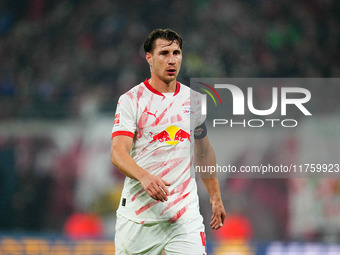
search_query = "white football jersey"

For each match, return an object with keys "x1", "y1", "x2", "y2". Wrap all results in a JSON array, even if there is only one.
[{"x1": 112, "y1": 79, "x2": 205, "y2": 223}]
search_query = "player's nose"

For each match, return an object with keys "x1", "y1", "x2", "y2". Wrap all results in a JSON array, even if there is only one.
[{"x1": 168, "y1": 53, "x2": 176, "y2": 64}]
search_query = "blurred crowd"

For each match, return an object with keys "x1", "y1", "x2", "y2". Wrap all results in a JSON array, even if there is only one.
[{"x1": 0, "y1": 0, "x2": 339, "y2": 119}]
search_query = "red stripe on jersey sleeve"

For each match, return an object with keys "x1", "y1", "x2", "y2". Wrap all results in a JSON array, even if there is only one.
[{"x1": 112, "y1": 131, "x2": 134, "y2": 139}]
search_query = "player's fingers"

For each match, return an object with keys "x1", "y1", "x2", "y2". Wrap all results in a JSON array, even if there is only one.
[
  {"x1": 214, "y1": 217, "x2": 223, "y2": 229},
  {"x1": 159, "y1": 180, "x2": 170, "y2": 196},
  {"x1": 212, "y1": 219, "x2": 222, "y2": 230},
  {"x1": 210, "y1": 217, "x2": 217, "y2": 226},
  {"x1": 211, "y1": 213, "x2": 219, "y2": 221},
  {"x1": 153, "y1": 184, "x2": 168, "y2": 202},
  {"x1": 211, "y1": 221, "x2": 219, "y2": 230},
  {"x1": 214, "y1": 223, "x2": 222, "y2": 230},
  {"x1": 216, "y1": 218, "x2": 223, "y2": 229},
  {"x1": 146, "y1": 179, "x2": 166, "y2": 201},
  {"x1": 162, "y1": 179, "x2": 171, "y2": 186},
  {"x1": 221, "y1": 213, "x2": 226, "y2": 224},
  {"x1": 211, "y1": 215, "x2": 223, "y2": 230},
  {"x1": 155, "y1": 193, "x2": 165, "y2": 202},
  {"x1": 148, "y1": 186, "x2": 161, "y2": 201},
  {"x1": 148, "y1": 191, "x2": 157, "y2": 201},
  {"x1": 156, "y1": 187, "x2": 167, "y2": 202}
]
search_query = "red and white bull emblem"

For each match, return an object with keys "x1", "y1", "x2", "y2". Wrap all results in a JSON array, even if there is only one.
[{"x1": 149, "y1": 125, "x2": 190, "y2": 145}]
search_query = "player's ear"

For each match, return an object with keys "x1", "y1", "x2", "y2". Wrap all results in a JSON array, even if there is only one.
[{"x1": 146, "y1": 52, "x2": 152, "y2": 66}]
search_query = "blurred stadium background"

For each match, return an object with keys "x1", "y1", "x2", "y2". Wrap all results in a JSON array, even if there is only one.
[{"x1": 1, "y1": 0, "x2": 340, "y2": 254}]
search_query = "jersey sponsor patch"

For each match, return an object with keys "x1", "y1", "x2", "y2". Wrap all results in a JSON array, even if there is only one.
[{"x1": 114, "y1": 113, "x2": 121, "y2": 127}]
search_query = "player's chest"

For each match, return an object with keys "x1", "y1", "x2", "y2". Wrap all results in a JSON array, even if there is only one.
[{"x1": 135, "y1": 96, "x2": 193, "y2": 136}]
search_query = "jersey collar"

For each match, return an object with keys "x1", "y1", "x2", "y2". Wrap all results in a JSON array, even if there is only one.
[{"x1": 144, "y1": 79, "x2": 180, "y2": 97}]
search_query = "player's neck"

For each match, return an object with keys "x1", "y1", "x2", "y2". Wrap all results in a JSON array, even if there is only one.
[{"x1": 148, "y1": 77, "x2": 177, "y2": 93}]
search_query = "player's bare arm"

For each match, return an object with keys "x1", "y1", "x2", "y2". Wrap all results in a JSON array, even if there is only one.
[
  {"x1": 195, "y1": 135, "x2": 226, "y2": 230},
  {"x1": 111, "y1": 135, "x2": 170, "y2": 202}
]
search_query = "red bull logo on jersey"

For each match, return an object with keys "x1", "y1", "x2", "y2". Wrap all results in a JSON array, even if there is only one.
[{"x1": 149, "y1": 125, "x2": 190, "y2": 145}]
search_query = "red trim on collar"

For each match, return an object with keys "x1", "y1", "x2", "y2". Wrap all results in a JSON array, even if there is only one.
[
  {"x1": 174, "y1": 81, "x2": 180, "y2": 96},
  {"x1": 144, "y1": 79, "x2": 164, "y2": 97},
  {"x1": 143, "y1": 79, "x2": 180, "y2": 97}
]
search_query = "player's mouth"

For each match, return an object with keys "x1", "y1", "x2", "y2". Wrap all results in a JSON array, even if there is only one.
[{"x1": 167, "y1": 69, "x2": 176, "y2": 76}]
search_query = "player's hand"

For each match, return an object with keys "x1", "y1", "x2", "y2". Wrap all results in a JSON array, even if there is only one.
[
  {"x1": 210, "y1": 199, "x2": 226, "y2": 230},
  {"x1": 139, "y1": 173, "x2": 171, "y2": 202}
]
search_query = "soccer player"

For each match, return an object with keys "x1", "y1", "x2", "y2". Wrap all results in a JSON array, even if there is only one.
[{"x1": 111, "y1": 28, "x2": 226, "y2": 255}]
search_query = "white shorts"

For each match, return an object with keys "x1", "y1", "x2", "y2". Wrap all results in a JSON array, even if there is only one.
[{"x1": 115, "y1": 214, "x2": 207, "y2": 255}]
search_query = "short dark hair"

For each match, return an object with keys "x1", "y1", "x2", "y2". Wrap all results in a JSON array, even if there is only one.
[{"x1": 143, "y1": 28, "x2": 183, "y2": 54}]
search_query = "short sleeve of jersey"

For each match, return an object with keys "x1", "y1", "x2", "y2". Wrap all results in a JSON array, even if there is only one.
[
  {"x1": 112, "y1": 94, "x2": 136, "y2": 139},
  {"x1": 191, "y1": 90, "x2": 206, "y2": 127},
  {"x1": 198, "y1": 108, "x2": 206, "y2": 127}
]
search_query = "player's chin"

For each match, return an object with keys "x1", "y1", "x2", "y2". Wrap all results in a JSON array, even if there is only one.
[{"x1": 163, "y1": 76, "x2": 177, "y2": 83}]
